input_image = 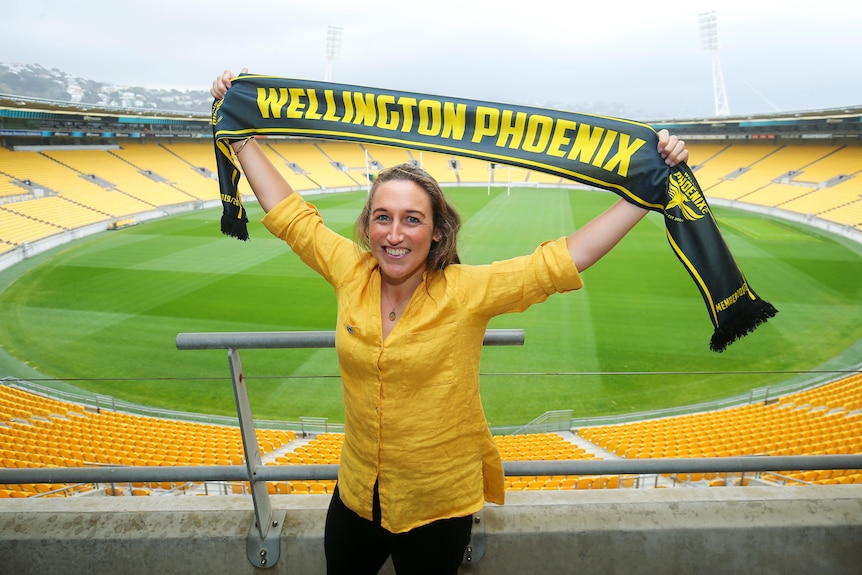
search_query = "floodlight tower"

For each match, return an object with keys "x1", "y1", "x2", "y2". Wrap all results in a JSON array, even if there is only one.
[
  {"x1": 699, "y1": 11, "x2": 730, "y2": 117},
  {"x1": 325, "y1": 26, "x2": 343, "y2": 82}
]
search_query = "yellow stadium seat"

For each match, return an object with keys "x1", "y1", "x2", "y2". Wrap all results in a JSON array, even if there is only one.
[
  {"x1": 576, "y1": 477, "x2": 594, "y2": 490},
  {"x1": 559, "y1": 478, "x2": 577, "y2": 490},
  {"x1": 288, "y1": 481, "x2": 308, "y2": 494},
  {"x1": 308, "y1": 482, "x2": 328, "y2": 494}
]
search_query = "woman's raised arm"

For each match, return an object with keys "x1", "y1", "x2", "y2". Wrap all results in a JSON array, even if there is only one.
[
  {"x1": 566, "y1": 198, "x2": 647, "y2": 272},
  {"x1": 566, "y1": 129, "x2": 688, "y2": 272},
  {"x1": 212, "y1": 69, "x2": 294, "y2": 213}
]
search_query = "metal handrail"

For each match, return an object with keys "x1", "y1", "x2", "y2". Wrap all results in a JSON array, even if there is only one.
[
  {"x1": 175, "y1": 328, "x2": 525, "y2": 350},
  {"x1": 2, "y1": 455, "x2": 861, "y2": 486}
]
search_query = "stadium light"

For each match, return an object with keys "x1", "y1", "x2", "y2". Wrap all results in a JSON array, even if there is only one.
[
  {"x1": 698, "y1": 11, "x2": 731, "y2": 117},
  {"x1": 325, "y1": 26, "x2": 344, "y2": 82}
]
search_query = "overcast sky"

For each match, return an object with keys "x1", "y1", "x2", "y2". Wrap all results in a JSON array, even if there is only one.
[{"x1": 3, "y1": 0, "x2": 860, "y2": 119}]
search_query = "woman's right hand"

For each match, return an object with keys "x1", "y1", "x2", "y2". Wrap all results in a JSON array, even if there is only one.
[
  {"x1": 210, "y1": 68, "x2": 247, "y2": 99},
  {"x1": 210, "y1": 66, "x2": 296, "y2": 211}
]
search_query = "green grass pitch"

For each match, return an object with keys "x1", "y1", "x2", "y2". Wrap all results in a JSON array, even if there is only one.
[{"x1": 1, "y1": 187, "x2": 860, "y2": 426}]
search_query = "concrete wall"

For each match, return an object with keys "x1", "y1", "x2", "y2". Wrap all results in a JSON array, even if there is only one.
[{"x1": 1, "y1": 486, "x2": 860, "y2": 575}]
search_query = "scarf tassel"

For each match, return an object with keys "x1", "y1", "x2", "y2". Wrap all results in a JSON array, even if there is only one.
[
  {"x1": 220, "y1": 213, "x2": 249, "y2": 241},
  {"x1": 710, "y1": 299, "x2": 778, "y2": 352}
]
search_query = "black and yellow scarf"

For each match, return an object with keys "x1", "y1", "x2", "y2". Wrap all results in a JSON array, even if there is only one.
[{"x1": 212, "y1": 74, "x2": 776, "y2": 351}]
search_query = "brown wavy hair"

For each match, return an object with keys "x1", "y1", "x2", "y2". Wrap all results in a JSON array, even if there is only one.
[{"x1": 354, "y1": 163, "x2": 461, "y2": 272}]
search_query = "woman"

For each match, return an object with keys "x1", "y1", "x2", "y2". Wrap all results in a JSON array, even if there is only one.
[{"x1": 212, "y1": 69, "x2": 688, "y2": 575}]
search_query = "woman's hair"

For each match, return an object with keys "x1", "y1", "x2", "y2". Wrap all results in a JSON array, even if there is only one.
[{"x1": 354, "y1": 163, "x2": 461, "y2": 271}]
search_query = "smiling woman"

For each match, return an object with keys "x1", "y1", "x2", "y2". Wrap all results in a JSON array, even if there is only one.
[
  {"x1": 1, "y1": 181, "x2": 861, "y2": 572},
  {"x1": 355, "y1": 166, "x2": 453, "y2": 337},
  {"x1": 209, "y1": 66, "x2": 700, "y2": 574}
]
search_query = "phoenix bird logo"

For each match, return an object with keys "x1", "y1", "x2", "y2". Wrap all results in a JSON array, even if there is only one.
[{"x1": 666, "y1": 174, "x2": 705, "y2": 221}]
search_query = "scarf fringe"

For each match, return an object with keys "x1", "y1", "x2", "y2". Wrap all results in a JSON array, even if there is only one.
[
  {"x1": 709, "y1": 300, "x2": 778, "y2": 352},
  {"x1": 220, "y1": 214, "x2": 249, "y2": 241}
]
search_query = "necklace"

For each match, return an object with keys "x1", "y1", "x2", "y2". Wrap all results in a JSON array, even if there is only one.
[{"x1": 383, "y1": 290, "x2": 412, "y2": 322}]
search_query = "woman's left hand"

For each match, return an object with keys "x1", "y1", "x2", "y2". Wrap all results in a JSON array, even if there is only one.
[{"x1": 657, "y1": 129, "x2": 689, "y2": 166}]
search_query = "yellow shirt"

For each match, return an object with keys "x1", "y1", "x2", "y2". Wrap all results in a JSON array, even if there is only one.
[{"x1": 262, "y1": 193, "x2": 583, "y2": 533}]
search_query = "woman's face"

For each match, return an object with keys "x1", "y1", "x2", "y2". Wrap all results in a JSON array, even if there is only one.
[{"x1": 368, "y1": 178, "x2": 440, "y2": 286}]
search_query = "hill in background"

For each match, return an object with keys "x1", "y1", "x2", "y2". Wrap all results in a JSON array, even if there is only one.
[
  {"x1": 0, "y1": 61, "x2": 212, "y2": 113},
  {"x1": 0, "y1": 61, "x2": 650, "y2": 119}
]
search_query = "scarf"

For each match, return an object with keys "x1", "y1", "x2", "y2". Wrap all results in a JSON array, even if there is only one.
[{"x1": 212, "y1": 74, "x2": 776, "y2": 351}]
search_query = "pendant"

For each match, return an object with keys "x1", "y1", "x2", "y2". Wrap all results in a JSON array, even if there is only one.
[{"x1": 389, "y1": 310, "x2": 397, "y2": 321}]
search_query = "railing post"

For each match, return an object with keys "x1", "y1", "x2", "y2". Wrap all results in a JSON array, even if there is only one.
[
  {"x1": 463, "y1": 509, "x2": 485, "y2": 564},
  {"x1": 227, "y1": 347, "x2": 285, "y2": 569}
]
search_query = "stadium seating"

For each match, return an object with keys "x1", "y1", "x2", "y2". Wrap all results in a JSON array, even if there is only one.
[
  {"x1": 2, "y1": 137, "x2": 861, "y2": 497},
  {"x1": 316, "y1": 141, "x2": 369, "y2": 170},
  {"x1": 453, "y1": 156, "x2": 493, "y2": 183},
  {"x1": 2, "y1": 196, "x2": 106, "y2": 230},
  {"x1": 0, "y1": 208, "x2": 64, "y2": 245},
  {"x1": 2, "y1": 140, "x2": 862, "y2": 252},
  {"x1": 0, "y1": 384, "x2": 295, "y2": 497},
  {"x1": 577, "y1": 373, "x2": 862, "y2": 486},
  {"x1": 1, "y1": 374, "x2": 861, "y2": 497},
  {"x1": 686, "y1": 141, "x2": 862, "y2": 228},
  {"x1": 725, "y1": 145, "x2": 836, "y2": 203},
  {"x1": 687, "y1": 143, "x2": 779, "y2": 197},
  {"x1": 0, "y1": 174, "x2": 28, "y2": 200},
  {"x1": 364, "y1": 144, "x2": 414, "y2": 169},
  {"x1": 269, "y1": 432, "x2": 343, "y2": 466},
  {"x1": 110, "y1": 143, "x2": 221, "y2": 202},
  {"x1": 411, "y1": 150, "x2": 458, "y2": 183},
  {"x1": 495, "y1": 432, "x2": 596, "y2": 461},
  {"x1": 266, "y1": 140, "x2": 362, "y2": 190},
  {"x1": 41, "y1": 149, "x2": 194, "y2": 207}
]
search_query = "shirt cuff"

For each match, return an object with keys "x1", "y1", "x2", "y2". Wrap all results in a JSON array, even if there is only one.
[
  {"x1": 543, "y1": 237, "x2": 583, "y2": 293},
  {"x1": 261, "y1": 193, "x2": 305, "y2": 237}
]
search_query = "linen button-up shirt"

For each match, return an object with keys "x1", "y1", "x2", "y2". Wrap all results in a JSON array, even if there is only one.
[{"x1": 262, "y1": 192, "x2": 582, "y2": 533}]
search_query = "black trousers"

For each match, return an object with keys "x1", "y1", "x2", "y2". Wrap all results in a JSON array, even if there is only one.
[{"x1": 324, "y1": 484, "x2": 473, "y2": 575}]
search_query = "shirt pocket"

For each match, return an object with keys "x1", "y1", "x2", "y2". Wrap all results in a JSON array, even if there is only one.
[
  {"x1": 397, "y1": 322, "x2": 459, "y2": 390},
  {"x1": 335, "y1": 310, "x2": 374, "y2": 373}
]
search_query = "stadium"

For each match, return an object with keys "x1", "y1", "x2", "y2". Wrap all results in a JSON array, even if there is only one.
[{"x1": 1, "y1": 83, "x2": 861, "y2": 573}]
